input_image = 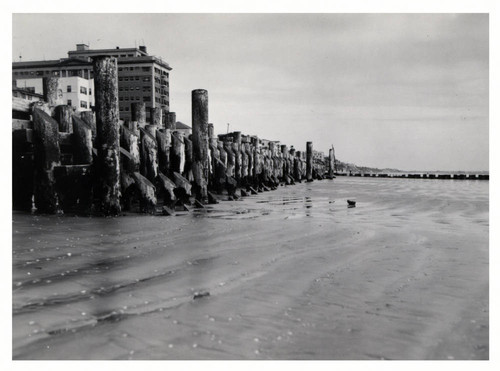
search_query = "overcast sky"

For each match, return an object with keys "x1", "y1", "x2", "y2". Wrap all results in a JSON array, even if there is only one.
[{"x1": 12, "y1": 13, "x2": 489, "y2": 171}]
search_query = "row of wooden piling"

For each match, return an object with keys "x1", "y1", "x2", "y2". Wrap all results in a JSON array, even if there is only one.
[
  {"x1": 340, "y1": 173, "x2": 489, "y2": 180},
  {"x1": 13, "y1": 56, "x2": 334, "y2": 216}
]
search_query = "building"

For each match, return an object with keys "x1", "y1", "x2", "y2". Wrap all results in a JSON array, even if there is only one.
[
  {"x1": 12, "y1": 44, "x2": 172, "y2": 121},
  {"x1": 16, "y1": 76, "x2": 94, "y2": 112},
  {"x1": 174, "y1": 121, "x2": 192, "y2": 137},
  {"x1": 12, "y1": 85, "x2": 44, "y2": 120}
]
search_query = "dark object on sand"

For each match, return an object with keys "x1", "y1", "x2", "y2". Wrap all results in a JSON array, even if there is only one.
[
  {"x1": 193, "y1": 291, "x2": 210, "y2": 300},
  {"x1": 347, "y1": 199, "x2": 356, "y2": 207}
]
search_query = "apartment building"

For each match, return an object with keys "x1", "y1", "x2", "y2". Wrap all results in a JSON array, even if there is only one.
[
  {"x1": 16, "y1": 76, "x2": 94, "y2": 112},
  {"x1": 12, "y1": 44, "x2": 172, "y2": 121}
]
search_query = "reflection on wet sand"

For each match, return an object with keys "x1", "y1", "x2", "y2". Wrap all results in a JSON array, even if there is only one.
[{"x1": 12, "y1": 177, "x2": 488, "y2": 359}]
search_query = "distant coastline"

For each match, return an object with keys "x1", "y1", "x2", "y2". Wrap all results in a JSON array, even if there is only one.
[{"x1": 335, "y1": 159, "x2": 489, "y2": 176}]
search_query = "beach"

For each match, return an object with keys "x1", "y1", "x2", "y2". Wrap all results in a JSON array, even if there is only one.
[{"x1": 12, "y1": 177, "x2": 489, "y2": 360}]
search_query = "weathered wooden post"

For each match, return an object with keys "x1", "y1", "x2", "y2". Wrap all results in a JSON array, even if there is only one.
[
  {"x1": 233, "y1": 132, "x2": 242, "y2": 184},
  {"x1": 120, "y1": 125, "x2": 140, "y2": 172},
  {"x1": 306, "y1": 141, "x2": 313, "y2": 182},
  {"x1": 170, "y1": 132, "x2": 185, "y2": 175},
  {"x1": 93, "y1": 56, "x2": 121, "y2": 216},
  {"x1": 42, "y1": 77, "x2": 63, "y2": 107},
  {"x1": 54, "y1": 105, "x2": 73, "y2": 133},
  {"x1": 241, "y1": 136, "x2": 249, "y2": 181},
  {"x1": 141, "y1": 126, "x2": 159, "y2": 182},
  {"x1": 72, "y1": 116, "x2": 93, "y2": 164},
  {"x1": 295, "y1": 151, "x2": 302, "y2": 182},
  {"x1": 80, "y1": 111, "x2": 96, "y2": 138},
  {"x1": 224, "y1": 139, "x2": 235, "y2": 177},
  {"x1": 150, "y1": 107, "x2": 162, "y2": 126},
  {"x1": 328, "y1": 148, "x2": 335, "y2": 178},
  {"x1": 184, "y1": 136, "x2": 194, "y2": 181},
  {"x1": 165, "y1": 112, "x2": 176, "y2": 131},
  {"x1": 251, "y1": 136, "x2": 260, "y2": 183},
  {"x1": 131, "y1": 102, "x2": 147, "y2": 128},
  {"x1": 32, "y1": 108, "x2": 61, "y2": 213},
  {"x1": 156, "y1": 129, "x2": 171, "y2": 175},
  {"x1": 191, "y1": 89, "x2": 209, "y2": 202}
]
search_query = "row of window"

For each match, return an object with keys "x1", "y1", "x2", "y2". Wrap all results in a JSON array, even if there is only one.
[
  {"x1": 120, "y1": 96, "x2": 150, "y2": 102},
  {"x1": 66, "y1": 85, "x2": 92, "y2": 95},
  {"x1": 118, "y1": 76, "x2": 151, "y2": 82},
  {"x1": 154, "y1": 67, "x2": 169, "y2": 76},
  {"x1": 118, "y1": 66, "x2": 150, "y2": 72},
  {"x1": 67, "y1": 99, "x2": 88, "y2": 108},
  {"x1": 120, "y1": 86, "x2": 151, "y2": 92},
  {"x1": 13, "y1": 69, "x2": 93, "y2": 79},
  {"x1": 155, "y1": 87, "x2": 169, "y2": 96},
  {"x1": 155, "y1": 97, "x2": 169, "y2": 105}
]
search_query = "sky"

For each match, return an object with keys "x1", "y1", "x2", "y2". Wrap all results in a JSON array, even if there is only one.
[{"x1": 12, "y1": 13, "x2": 489, "y2": 171}]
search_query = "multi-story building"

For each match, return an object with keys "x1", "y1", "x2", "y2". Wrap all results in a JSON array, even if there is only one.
[
  {"x1": 12, "y1": 44, "x2": 172, "y2": 121},
  {"x1": 15, "y1": 76, "x2": 94, "y2": 112}
]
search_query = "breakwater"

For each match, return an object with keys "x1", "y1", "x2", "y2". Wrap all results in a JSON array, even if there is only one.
[
  {"x1": 12, "y1": 57, "x2": 334, "y2": 217},
  {"x1": 337, "y1": 173, "x2": 489, "y2": 180}
]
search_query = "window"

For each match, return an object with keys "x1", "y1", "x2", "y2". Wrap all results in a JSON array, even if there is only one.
[
  {"x1": 67, "y1": 99, "x2": 72, "y2": 106},
  {"x1": 143, "y1": 77, "x2": 150, "y2": 82},
  {"x1": 80, "y1": 86, "x2": 87, "y2": 95},
  {"x1": 118, "y1": 67, "x2": 123, "y2": 71},
  {"x1": 136, "y1": 86, "x2": 140, "y2": 90},
  {"x1": 143, "y1": 96, "x2": 150, "y2": 102},
  {"x1": 67, "y1": 85, "x2": 72, "y2": 92},
  {"x1": 118, "y1": 77, "x2": 123, "y2": 82},
  {"x1": 36, "y1": 71, "x2": 43, "y2": 76},
  {"x1": 62, "y1": 70, "x2": 67, "y2": 77},
  {"x1": 119, "y1": 97, "x2": 123, "y2": 101},
  {"x1": 142, "y1": 67, "x2": 150, "y2": 72},
  {"x1": 80, "y1": 101, "x2": 88, "y2": 108},
  {"x1": 119, "y1": 87, "x2": 123, "y2": 91},
  {"x1": 89, "y1": 88, "x2": 92, "y2": 95}
]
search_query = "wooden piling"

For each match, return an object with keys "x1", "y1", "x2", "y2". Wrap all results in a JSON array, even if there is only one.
[
  {"x1": 93, "y1": 56, "x2": 121, "y2": 216},
  {"x1": 233, "y1": 132, "x2": 242, "y2": 183},
  {"x1": 140, "y1": 127, "x2": 159, "y2": 182},
  {"x1": 191, "y1": 89, "x2": 209, "y2": 201},
  {"x1": 156, "y1": 129, "x2": 171, "y2": 176},
  {"x1": 184, "y1": 136, "x2": 194, "y2": 181},
  {"x1": 170, "y1": 132, "x2": 186, "y2": 175},
  {"x1": 120, "y1": 125, "x2": 140, "y2": 172},
  {"x1": 328, "y1": 148, "x2": 335, "y2": 178},
  {"x1": 306, "y1": 141, "x2": 313, "y2": 182},
  {"x1": 54, "y1": 105, "x2": 73, "y2": 133},
  {"x1": 80, "y1": 111, "x2": 96, "y2": 138},
  {"x1": 131, "y1": 102, "x2": 147, "y2": 128},
  {"x1": 42, "y1": 77, "x2": 63, "y2": 107},
  {"x1": 32, "y1": 108, "x2": 61, "y2": 213},
  {"x1": 72, "y1": 115, "x2": 93, "y2": 165},
  {"x1": 165, "y1": 112, "x2": 176, "y2": 131},
  {"x1": 150, "y1": 107, "x2": 162, "y2": 126}
]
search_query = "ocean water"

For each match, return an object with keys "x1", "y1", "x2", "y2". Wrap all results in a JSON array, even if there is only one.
[{"x1": 12, "y1": 177, "x2": 489, "y2": 359}]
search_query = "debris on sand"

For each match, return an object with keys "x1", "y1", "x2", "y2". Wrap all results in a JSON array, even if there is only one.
[{"x1": 193, "y1": 291, "x2": 210, "y2": 300}]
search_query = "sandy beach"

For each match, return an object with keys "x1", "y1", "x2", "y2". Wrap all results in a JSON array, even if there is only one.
[{"x1": 12, "y1": 177, "x2": 489, "y2": 360}]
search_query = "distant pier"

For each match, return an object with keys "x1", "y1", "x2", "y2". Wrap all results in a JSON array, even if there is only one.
[{"x1": 336, "y1": 172, "x2": 489, "y2": 180}]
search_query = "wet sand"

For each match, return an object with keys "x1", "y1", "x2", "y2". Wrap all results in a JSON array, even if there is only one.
[{"x1": 12, "y1": 177, "x2": 489, "y2": 359}]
